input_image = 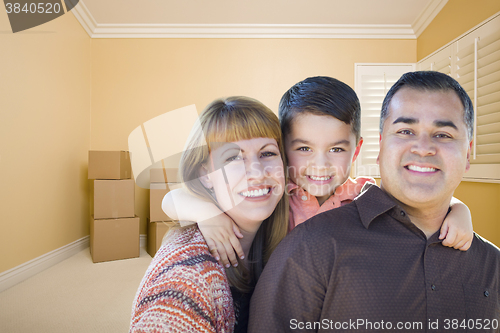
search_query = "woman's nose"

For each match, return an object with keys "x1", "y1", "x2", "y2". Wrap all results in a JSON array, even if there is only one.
[{"x1": 245, "y1": 156, "x2": 266, "y2": 181}]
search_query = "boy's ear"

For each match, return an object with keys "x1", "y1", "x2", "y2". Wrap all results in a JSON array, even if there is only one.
[
  {"x1": 351, "y1": 138, "x2": 363, "y2": 163},
  {"x1": 198, "y1": 164, "x2": 213, "y2": 189}
]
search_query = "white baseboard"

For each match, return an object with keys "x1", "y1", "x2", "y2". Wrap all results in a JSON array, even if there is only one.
[
  {"x1": 0, "y1": 234, "x2": 148, "y2": 293},
  {"x1": 140, "y1": 234, "x2": 147, "y2": 248},
  {"x1": 0, "y1": 236, "x2": 90, "y2": 293}
]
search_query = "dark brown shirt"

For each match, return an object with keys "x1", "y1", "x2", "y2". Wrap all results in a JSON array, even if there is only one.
[{"x1": 249, "y1": 185, "x2": 500, "y2": 332}]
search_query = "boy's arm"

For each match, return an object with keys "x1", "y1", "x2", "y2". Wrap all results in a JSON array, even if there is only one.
[
  {"x1": 162, "y1": 188, "x2": 244, "y2": 266},
  {"x1": 439, "y1": 197, "x2": 473, "y2": 251}
]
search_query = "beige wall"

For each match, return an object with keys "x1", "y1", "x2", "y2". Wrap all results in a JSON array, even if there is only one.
[
  {"x1": 4, "y1": 0, "x2": 498, "y2": 276},
  {"x1": 417, "y1": 0, "x2": 500, "y2": 61},
  {"x1": 0, "y1": 13, "x2": 91, "y2": 273},
  {"x1": 417, "y1": 1, "x2": 500, "y2": 246},
  {"x1": 91, "y1": 38, "x2": 416, "y2": 234}
]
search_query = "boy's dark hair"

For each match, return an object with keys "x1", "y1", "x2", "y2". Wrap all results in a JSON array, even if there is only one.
[
  {"x1": 380, "y1": 71, "x2": 474, "y2": 139},
  {"x1": 279, "y1": 76, "x2": 361, "y2": 142}
]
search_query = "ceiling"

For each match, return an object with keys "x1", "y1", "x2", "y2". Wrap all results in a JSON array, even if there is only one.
[{"x1": 72, "y1": 0, "x2": 449, "y2": 38}]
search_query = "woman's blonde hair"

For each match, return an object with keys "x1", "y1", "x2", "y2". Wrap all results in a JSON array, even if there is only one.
[{"x1": 177, "y1": 96, "x2": 289, "y2": 293}]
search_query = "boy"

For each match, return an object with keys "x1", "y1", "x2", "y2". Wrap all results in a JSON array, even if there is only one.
[
  {"x1": 280, "y1": 76, "x2": 373, "y2": 230},
  {"x1": 163, "y1": 76, "x2": 473, "y2": 267}
]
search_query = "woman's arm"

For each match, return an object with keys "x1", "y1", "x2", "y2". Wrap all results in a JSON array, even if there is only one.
[{"x1": 162, "y1": 188, "x2": 244, "y2": 266}]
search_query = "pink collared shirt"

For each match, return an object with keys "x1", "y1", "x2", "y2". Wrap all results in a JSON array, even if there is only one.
[{"x1": 288, "y1": 177, "x2": 375, "y2": 230}]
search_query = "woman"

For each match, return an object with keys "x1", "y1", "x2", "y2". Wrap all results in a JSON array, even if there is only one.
[{"x1": 130, "y1": 96, "x2": 289, "y2": 333}]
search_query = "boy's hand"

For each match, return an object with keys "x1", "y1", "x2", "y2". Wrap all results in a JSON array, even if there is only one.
[
  {"x1": 439, "y1": 198, "x2": 473, "y2": 251},
  {"x1": 198, "y1": 214, "x2": 244, "y2": 268}
]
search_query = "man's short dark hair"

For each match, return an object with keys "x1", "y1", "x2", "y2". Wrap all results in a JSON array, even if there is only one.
[
  {"x1": 279, "y1": 76, "x2": 361, "y2": 142},
  {"x1": 380, "y1": 71, "x2": 474, "y2": 139}
]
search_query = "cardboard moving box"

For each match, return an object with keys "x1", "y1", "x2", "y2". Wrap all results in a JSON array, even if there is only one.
[
  {"x1": 94, "y1": 179, "x2": 135, "y2": 219},
  {"x1": 88, "y1": 151, "x2": 131, "y2": 180},
  {"x1": 150, "y1": 167, "x2": 180, "y2": 183},
  {"x1": 90, "y1": 216, "x2": 140, "y2": 263},
  {"x1": 147, "y1": 219, "x2": 177, "y2": 257},
  {"x1": 150, "y1": 182, "x2": 182, "y2": 222}
]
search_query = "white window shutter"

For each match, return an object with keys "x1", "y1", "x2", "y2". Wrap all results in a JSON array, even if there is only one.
[
  {"x1": 453, "y1": 14, "x2": 500, "y2": 166},
  {"x1": 417, "y1": 45, "x2": 452, "y2": 74},
  {"x1": 475, "y1": 25, "x2": 500, "y2": 164},
  {"x1": 354, "y1": 64, "x2": 415, "y2": 177}
]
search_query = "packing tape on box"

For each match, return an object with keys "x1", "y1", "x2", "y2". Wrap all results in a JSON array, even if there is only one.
[{"x1": 128, "y1": 105, "x2": 203, "y2": 189}]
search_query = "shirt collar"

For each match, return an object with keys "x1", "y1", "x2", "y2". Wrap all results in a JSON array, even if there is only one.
[
  {"x1": 286, "y1": 180, "x2": 300, "y2": 194},
  {"x1": 354, "y1": 183, "x2": 398, "y2": 229},
  {"x1": 286, "y1": 178, "x2": 360, "y2": 197},
  {"x1": 353, "y1": 184, "x2": 446, "y2": 243}
]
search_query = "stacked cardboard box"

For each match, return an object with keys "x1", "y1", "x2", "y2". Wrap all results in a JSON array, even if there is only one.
[
  {"x1": 88, "y1": 151, "x2": 140, "y2": 263},
  {"x1": 147, "y1": 167, "x2": 180, "y2": 257}
]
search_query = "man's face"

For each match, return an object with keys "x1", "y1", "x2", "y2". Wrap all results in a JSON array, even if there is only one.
[{"x1": 378, "y1": 87, "x2": 471, "y2": 209}]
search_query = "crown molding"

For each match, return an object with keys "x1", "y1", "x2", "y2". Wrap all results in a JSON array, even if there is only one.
[
  {"x1": 70, "y1": 0, "x2": 451, "y2": 40},
  {"x1": 71, "y1": 0, "x2": 97, "y2": 37},
  {"x1": 412, "y1": 0, "x2": 448, "y2": 38},
  {"x1": 85, "y1": 23, "x2": 416, "y2": 39}
]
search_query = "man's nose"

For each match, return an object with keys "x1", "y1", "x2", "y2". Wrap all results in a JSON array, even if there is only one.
[{"x1": 410, "y1": 135, "x2": 437, "y2": 156}]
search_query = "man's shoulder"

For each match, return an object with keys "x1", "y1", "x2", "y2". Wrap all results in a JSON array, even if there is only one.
[{"x1": 471, "y1": 233, "x2": 500, "y2": 258}]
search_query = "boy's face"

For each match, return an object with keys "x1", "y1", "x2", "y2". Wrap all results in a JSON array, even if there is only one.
[{"x1": 285, "y1": 113, "x2": 362, "y2": 204}]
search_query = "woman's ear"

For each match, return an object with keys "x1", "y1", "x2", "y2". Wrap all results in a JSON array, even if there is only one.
[{"x1": 198, "y1": 164, "x2": 213, "y2": 189}]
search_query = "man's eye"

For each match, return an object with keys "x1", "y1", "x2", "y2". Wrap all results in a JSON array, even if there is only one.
[
  {"x1": 398, "y1": 129, "x2": 413, "y2": 135},
  {"x1": 330, "y1": 147, "x2": 345, "y2": 153},
  {"x1": 435, "y1": 133, "x2": 452, "y2": 139},
  {"x1": 297, "y1": 147, "x2": 311, "y2": 152}
]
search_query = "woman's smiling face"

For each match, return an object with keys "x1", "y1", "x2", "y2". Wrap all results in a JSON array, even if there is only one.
[{"x1": 201, "y1": 137, "x2": 285, "y2": 231}]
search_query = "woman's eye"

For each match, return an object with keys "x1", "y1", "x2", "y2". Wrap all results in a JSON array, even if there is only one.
[
  {"x1": 330, "y1": 147, "x2": 345, "y2": 153},
  {"x1": 261, "y1": 151, "x2": 277, "y2": 157},
  {"x1": 297, "y1": 147, "x2": 311, "y2": 152},
  {"x1": 226, "y1": 155, "x2": 242, "y2": 163}
]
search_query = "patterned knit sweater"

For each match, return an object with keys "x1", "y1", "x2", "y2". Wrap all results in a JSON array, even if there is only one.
[{"x1": 130, "y1": 227, "x2": 235, "y2": 333}]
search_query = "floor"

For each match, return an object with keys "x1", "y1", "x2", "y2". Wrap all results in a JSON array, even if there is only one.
[{"x1": 0, "y1": 247, "x2": 153, "y2": 333}]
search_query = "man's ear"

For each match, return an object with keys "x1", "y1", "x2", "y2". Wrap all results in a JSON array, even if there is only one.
[
  {"x1": 465, "y1": 141, "x2": 472, "y2": 172},
  {"x1": 376, "y1": 134, "x2": 382, "y2": 165},
  {"x1": 198, "y1": 164, "x2": 213, "y2": 189},
  {"x1": 351, "y1": 138, "x2": 363, "y2": 163}
]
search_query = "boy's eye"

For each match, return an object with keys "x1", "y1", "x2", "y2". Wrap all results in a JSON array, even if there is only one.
[
  {"x1": 330, "y1": 147, "x2": 345, "y2": 153},
  {"x1": 297, "y1": 147, "x2": 311, "y2": 152}
]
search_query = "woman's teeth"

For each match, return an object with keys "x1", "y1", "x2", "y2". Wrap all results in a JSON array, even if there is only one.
[
  {"x1": 309, "y1": 175, "x2": 331, "y2": 181},
  {"x1": 240, "y1": 188, "x2": 270, "y2": 198}
]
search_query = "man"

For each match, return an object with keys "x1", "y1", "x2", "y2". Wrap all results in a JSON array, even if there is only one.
[{"x1": 248, "y1": 71, "x2": 500, "y2": 332}]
